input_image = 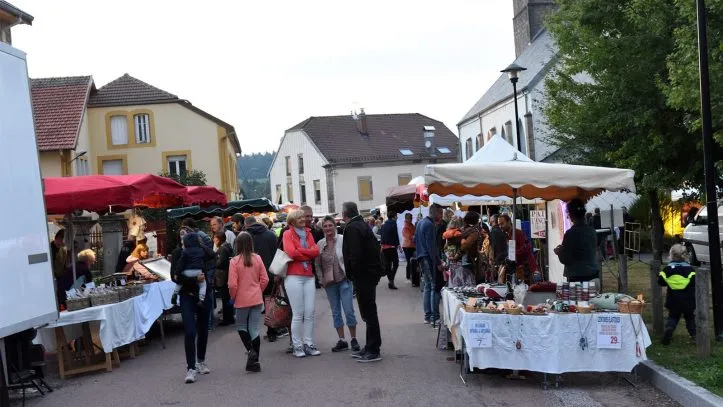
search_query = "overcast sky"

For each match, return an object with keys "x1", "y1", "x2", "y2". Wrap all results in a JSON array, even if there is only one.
[{"x1": 12, "y1": 0, "x2": 515, "y2": 154}]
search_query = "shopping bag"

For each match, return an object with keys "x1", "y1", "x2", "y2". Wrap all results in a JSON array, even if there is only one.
[
  {"x1": 264, "y1": 285, "x2": 291, "y2": 328},
  {"x1": 269, "y1": 249, "x2": 292, "y2": 278}
]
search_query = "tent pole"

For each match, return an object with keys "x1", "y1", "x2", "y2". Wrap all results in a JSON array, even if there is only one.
[{"x1": 69, "y1": 215, "x2": 77, "y2": 283}]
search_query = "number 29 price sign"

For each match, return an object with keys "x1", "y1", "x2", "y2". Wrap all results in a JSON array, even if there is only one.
[
  {"x1": 596, "y1": 315, "x2": 622, "y2": 349},
  {"x1": 466, "y1": 316, "x2": 492, "y2": 348}
]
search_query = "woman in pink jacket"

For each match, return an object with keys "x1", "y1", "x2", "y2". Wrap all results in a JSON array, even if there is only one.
[
  {"x1": 228, "y1": 232, "x2": 269, "y2": 373},
  {"x1": 282, "y1": 209, "x2": 321, "y2": 358}
]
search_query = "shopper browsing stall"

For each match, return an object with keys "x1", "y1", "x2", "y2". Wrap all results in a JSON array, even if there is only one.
[{"x1": 554, "y1": 198, "x2": 600, "y2": 283}]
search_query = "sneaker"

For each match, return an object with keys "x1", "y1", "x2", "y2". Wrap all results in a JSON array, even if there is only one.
[
  {"x1": 350, "y1": 338, "x2": 361, "y2": 352},
  {"x1": 423, "y1": 319, "x2": 431, "y2": 325},
  {"x1": 332, "y1": 340, "x2": 349, "y2": 352},
  {"x1": 351, "y1": 349, "x2": 368, "y2": 359},
  {"x1": 293, "y1": 346, "x2": 306, "y2": 358},
  {"x1": 304, "y1": 344, "x2": 321, "y2": 356},
  {"x1": 195, "y1": 361, "x2": 210, "y2": 375},
  {"x1": 431, "y1": 319, "x2": 441, "y2": 329},
  {"x1": 184, "y1": 369, "x2": 197, "y2": 383},
  {"x1": 278, "y1": 328, "x2": 290, "y2": 338},
  {"x1": 357, "y1": 353, "x2": 382, "y2": 363}
]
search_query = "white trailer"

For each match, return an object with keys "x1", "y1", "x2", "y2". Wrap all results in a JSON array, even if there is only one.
[{"x1": 0, "y1": 41, "x2": 58, "y2": 400}]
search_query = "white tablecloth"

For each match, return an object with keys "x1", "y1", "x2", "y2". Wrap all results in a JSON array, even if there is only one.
[
  {"x1": 442, "y1": 289, "x2": 652, "y2": 374},
  {"x1": 39, "y1": 281, "x2": 176, "y2": 353}
]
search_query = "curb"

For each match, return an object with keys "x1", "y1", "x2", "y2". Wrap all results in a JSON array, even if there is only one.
[{"x1": 637, "y1": 360, "x2": 723, "y2": 407}]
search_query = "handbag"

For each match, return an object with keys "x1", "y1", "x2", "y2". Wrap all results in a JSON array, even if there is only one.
[
  {"x1": 264, "y1": 284, "x2": 291, "y2": 328},
  {"x1": 269, "y1": 249, "x2": 292, "y2": 278}
]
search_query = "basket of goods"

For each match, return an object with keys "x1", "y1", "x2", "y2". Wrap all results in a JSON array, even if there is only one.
[
  {"x1": 482, "y1": 302, "x2": 502, "y2": 313},
  {"x1": 503, "y1": 300, "x2": 523, "y2": 315},
  {"x1": 525, "y1": 304, "x2": 548, "y2": 315},
  {"x1": 116, "y1": 287, "x2": 132, "y2": 301},
  {"x1": 66, "y1": 296, "x2": 90, "y2": 312},
  {"x1": 618, "y1": 295, "x2": 645, "y2": 314},
  {"x1": 126, "y1": 283, "x2": 145, "y2": 297},
  {"x1": 577, "y1": 304, "x2": 594, "y2": 314}
]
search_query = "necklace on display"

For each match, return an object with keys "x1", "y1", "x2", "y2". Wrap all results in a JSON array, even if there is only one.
[
  {"x1": 576, "y1": 313, "x2": 594, "y2": 351},
  {"x1": 507, "y1": 315, "x2": 524, "y2": 350},
  {"x1": 629, "y1": 313, "x2": 643, "y2": 357}
]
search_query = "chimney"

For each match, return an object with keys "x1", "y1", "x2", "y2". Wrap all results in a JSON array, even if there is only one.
[{"x1": 356, "y1": 108, "x2": 368, "y2": 135}]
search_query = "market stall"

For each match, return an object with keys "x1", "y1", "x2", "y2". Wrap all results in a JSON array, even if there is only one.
[
  {"x1": 425, "y1": 159, "x2": 636, "y2": 283},
  {"x1": 186, "y1": 186, "x2": 228, "y2": 207},
  {"x1": 441, "y1": 288, "x2": 650, "y2": 386}
]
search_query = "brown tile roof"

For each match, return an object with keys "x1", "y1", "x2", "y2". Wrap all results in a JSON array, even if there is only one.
[
  {"x1": 88, "y1": 73, "x2": 179, "y2": 107},
  {"x1": 287, "y1": 113, "x2": 459, "y2": 164},
  {"x1": 31, "y1": 76, "x2": 93, "y2": 151},
  {"x1": 0, "y1": 1, "x2": 33, "y2": 25}
]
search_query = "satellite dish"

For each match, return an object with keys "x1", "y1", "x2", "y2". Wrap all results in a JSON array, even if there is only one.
[{"x1": 425, "y1": 140, "x2": 432, "y2": 148}]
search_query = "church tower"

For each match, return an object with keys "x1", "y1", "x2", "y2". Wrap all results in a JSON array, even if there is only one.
[{"x1": 512, "y1": 0, "x2": 558, "y2": 57}]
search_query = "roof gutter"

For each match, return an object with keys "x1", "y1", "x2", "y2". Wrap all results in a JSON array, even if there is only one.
[{"x1": 0, "y1": 2, "x2": 34, "y2": 26}]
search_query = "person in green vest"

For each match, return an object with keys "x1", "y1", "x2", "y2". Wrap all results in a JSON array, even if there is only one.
[{"x1": 658, "y1": 244, "x2": 696, "y2": 345}]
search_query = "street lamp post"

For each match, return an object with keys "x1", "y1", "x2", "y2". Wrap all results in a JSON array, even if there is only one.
[
  {"x1": 695, "y1": 0, "x2": 723, "y2": 340},
  {"x1": 501, "y1": 63, "x2": 527, "y2": 153}
]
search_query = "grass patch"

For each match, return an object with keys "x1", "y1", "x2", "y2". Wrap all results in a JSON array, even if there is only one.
[{"x1": 600, "y1": 259, "x2": 723, "y2": 397}]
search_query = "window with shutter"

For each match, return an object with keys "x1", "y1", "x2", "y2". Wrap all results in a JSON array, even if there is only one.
[
  {"x1": 313, "y1": 180, "x2": 321, "y2": 204},
  {"x1": 134, "y1": 114, "x2": 151, "y2": 144},
  {"x1": 358, "y1": 177, "x2": 373, "y2": 201}
]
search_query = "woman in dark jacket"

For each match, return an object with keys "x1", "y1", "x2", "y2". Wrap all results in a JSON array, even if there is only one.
[
  {"x1": 214, "y1": 231, "x2": 235, "y2": 326},
  {"x1": 171, "y1": 225, "x2": 216, "y2": 384}
]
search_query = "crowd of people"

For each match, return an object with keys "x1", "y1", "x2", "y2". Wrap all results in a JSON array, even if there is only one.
[{"x1": 169, "y1": 202, "x2": 385, "y2": 384}]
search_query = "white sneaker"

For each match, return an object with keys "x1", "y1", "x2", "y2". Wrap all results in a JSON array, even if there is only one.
[
  {"x1": 293, "y1": 346, "x2": 306, "y2": 358},
  {"x1": 303, "y1": 344, "x2": 321, "y2": 356},
  {"x1": 184, "y1": 369, "x2": 197, "y2": 383},
  {"x1": 195, "y1": 361, "x2": 210, "y2": 374}
]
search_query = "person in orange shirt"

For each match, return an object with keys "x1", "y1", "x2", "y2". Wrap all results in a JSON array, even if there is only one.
[
  {"x1": 401, "y1": 213, "x2": 416, "y2": 282},
  {"x1": 228, "y1": 232, "x2": 269, "y2": 373}
]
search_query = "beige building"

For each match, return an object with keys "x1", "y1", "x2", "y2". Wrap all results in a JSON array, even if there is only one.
[{"x1": 32, "y1": 73, "x2": 241, "y2": 199}]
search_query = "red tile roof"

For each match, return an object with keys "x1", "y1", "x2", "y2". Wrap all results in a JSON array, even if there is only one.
[{"x1": 31, "y1": 76, "x2": 93, "y2": 151}]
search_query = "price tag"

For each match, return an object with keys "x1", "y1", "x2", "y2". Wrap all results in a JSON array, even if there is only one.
[
  {"x1": 596, "y1": 315, "x2": 622, "y2": 349},
  {"x1": 466, "y1": 316, "x2": 492, "y2": 348}
]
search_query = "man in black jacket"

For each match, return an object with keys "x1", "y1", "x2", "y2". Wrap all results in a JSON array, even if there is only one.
[
  {"x1": 213, "y1": 232, "x2": 235, "y2": 326},
  {"x1": 380, "y1": 212, "x2": 400, "y2": 290},
  {"x1": 245, "y1": 216, "x2": 281, "y2": 340},
  {"x1": 342, "y1": 201, "x2": 383, "y2": 363}
]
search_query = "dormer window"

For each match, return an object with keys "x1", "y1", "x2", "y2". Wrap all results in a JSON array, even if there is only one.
[
  {"x1": 399, "y1": 149, "x2": 413, "y2": 156},
  {"x1": 437, "y1": 147, "x2": 451, "y2": 154}
]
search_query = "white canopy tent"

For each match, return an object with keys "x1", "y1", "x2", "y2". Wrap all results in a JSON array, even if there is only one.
[
  {"x1": 425, "y1": 159, "x2": 635, "y2": 283},
  {"x1": 429, "y1": 135, "x2": 539, "y2": 206}
]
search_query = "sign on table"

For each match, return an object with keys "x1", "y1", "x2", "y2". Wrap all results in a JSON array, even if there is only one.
[
  {"x1": 531, "y1": 210, "x2": 546, "y2": 239},
  {"x1": 596, "y1": 314, "x2": 622, "y2": 349},
  {"x1": 467, "y1": 317, "x2": 492, "y2": 348}
]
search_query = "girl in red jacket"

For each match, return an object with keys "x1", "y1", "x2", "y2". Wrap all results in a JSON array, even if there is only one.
[
  {"x1": 282, "y1": 209, "x2": 321, "y2": 358},
  {"x1": 229, "y1": 232, "x2": 269, "y2": 372}
]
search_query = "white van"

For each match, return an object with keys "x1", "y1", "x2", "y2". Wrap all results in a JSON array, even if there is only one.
[{"x1": 682, "y1": 203, "x2": 723, "y2": 265}]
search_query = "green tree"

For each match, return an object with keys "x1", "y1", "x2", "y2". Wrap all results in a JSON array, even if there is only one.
[
  {"x1": 543, "y1": 0, "x2": 702, "y2": 334},
  {"x1": 664, "y1": 0, "x2": 723, "y2": 144},
  {"x1": 158, "y1": 169, "x2": 207, "y2": 186}
]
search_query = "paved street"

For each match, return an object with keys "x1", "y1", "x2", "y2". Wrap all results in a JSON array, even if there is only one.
[{"x1": 23, "y1": 263, "x2": 678, "y2": 407}]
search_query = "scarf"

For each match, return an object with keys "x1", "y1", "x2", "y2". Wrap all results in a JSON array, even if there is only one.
[{"x1": 295, "y1": 227, "x2": 309, "y2": 268}]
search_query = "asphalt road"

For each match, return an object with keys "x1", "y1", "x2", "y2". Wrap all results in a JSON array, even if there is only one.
[{"x1": 21, "y1": 263, "x2": 679, "y2": 407}]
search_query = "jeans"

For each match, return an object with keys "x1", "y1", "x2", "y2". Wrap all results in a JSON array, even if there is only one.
[
  {"x1": 420, "y1": 257, "x2": 440, "y2": 322},
  {"x1": 180, "y1": 294, "x2": 211, "y2": 370},
  {"x1": 324, "y1": 280, "x2": 357, "y2": 329},
  {"x1": 355, "y1": 278, "x2": 381, "y2": 354},
  {"x1": 219, "y1": 285, "x2": 235, "y2": 323},
  {"x1": 206, "y1": 269, "x2": 216, "y2": 329},
  {"x1": 382, "y1": 248, "x2": 399, "y2": 283},
  {"x1": 235, "y1": 304, "x2": 263, "y2": 340},
  {"x1": 285, "y1": 275, "x2": 316, "y2": 347},
  {"x1": 403, "y1": 248, "x2": 415, "y2": 279}
]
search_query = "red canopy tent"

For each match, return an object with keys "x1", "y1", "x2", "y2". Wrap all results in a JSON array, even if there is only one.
[
  {"x1": 186, "y1": 186, "x2": 227, "y2": 207},
  {"x1": 43, "y1": 174, "x2": 190, "y2": 215}
]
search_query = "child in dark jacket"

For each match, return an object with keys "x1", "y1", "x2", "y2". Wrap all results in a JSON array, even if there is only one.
[
  {"x1": 658, "y1": 244, "x2": 696, "y2": 345},
  {"x1": 173, "y1": 232, "x2": 208, "y2": 306}
]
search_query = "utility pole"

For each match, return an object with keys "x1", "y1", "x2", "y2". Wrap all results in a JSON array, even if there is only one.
[{"x1": 696, "y1": 0, "x2": 723, "y2": 340}]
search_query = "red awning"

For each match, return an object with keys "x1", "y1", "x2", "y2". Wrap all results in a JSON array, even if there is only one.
[
  {"x1": 43, "y1": 174, "x2": 189, "y2": 214},
  {"x1": 187, "y1": 186, "x2": 227, "y2": 207}
]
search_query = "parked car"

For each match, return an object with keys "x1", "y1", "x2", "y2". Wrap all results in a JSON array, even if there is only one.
[{"x1": 682, "y1": 202, "x2": 723, "y2": 265}]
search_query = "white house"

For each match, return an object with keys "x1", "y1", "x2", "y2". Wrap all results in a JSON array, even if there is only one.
[
  {"x1": 458, "y1": 0, "x2": 562, "y2": 163},
  {"x1": 269, "y1": 110, "x2": 459, "y2": 214}
]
